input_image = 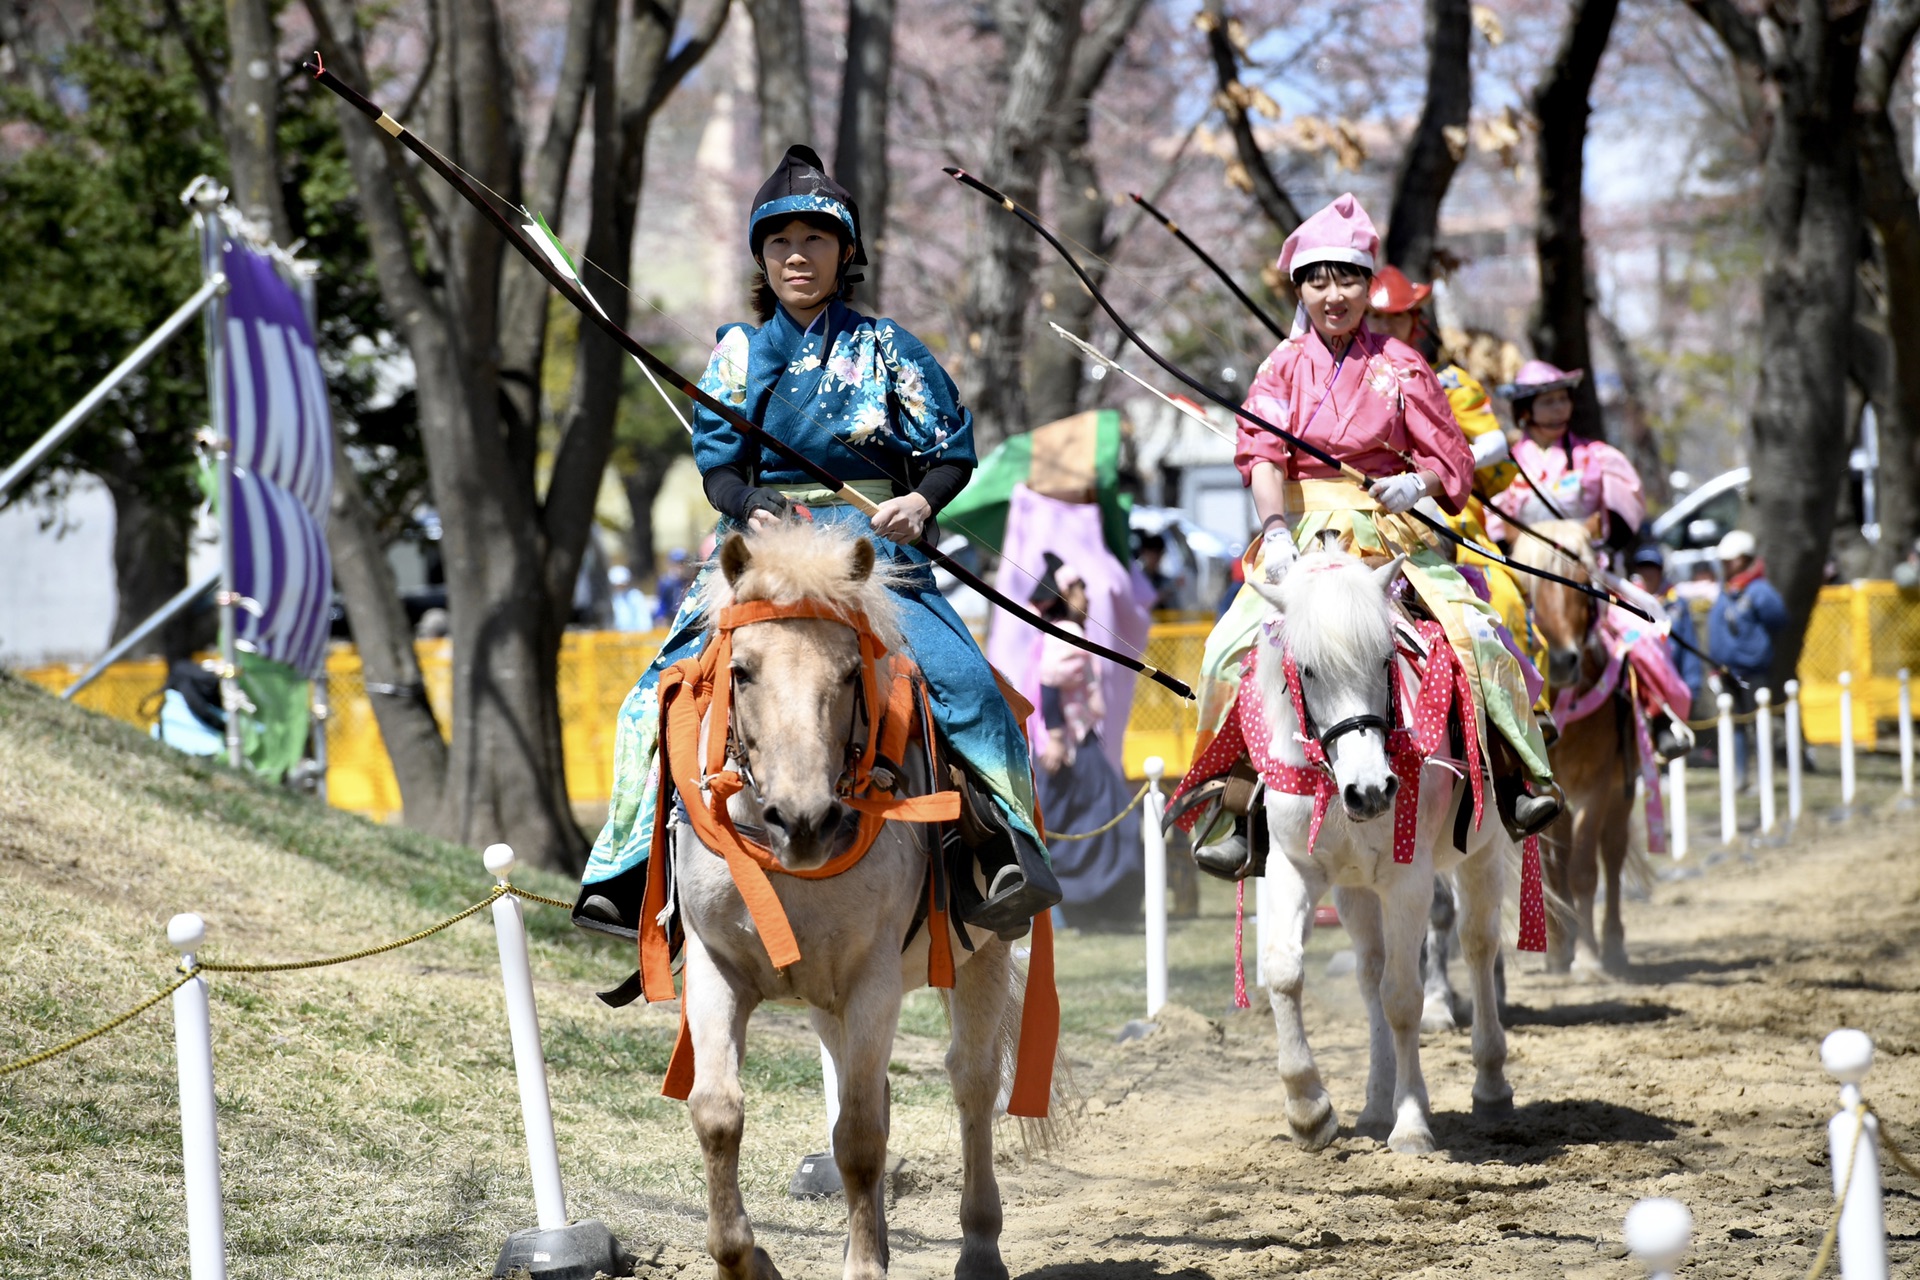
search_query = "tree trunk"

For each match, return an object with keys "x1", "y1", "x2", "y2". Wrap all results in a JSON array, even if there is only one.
[
  {"x1": 311, "y1": 0, "x2": 581, "y2": 870},
  {"x1": 545, "y1": 0, "x2": 729, "y2": 636},
  {"x1": 622, "y1": 460, "x2": 670, "y2": 578},
  {"x1": 328, "y1": 434, "x2": 448, "y2": 822},
  {"x1": 1025, "y1": 0, "x2": 1149, "y2": 428},
  {"x1": 497, "y1": 0, "x2": 604, "y2": 456},
  {"x1": 101, "y1": 468, "x2": 193, "y2": 662},
  {"x1": 1384, "y1": 0, "x2": 1470, "y2": 279},
  {"x1": 223, "y1": 0, "x2": 292, "y2": 243},
  {"x1": 956, "y1": 0, "x2": 1083, "y2": 453},
  {"x1": 745, "y1": 0, "x2": 811, "y2": 170},
  {"x1": 1026, "y1": 131, "x2": 1104, "y2": 427},
  {"x1": 834, "y1": 0, "x2": 895, "y2": 311},
  {"x1": 1529, "y1": 0, "x2": 1619, "y2": 442},
  {"x1": 1855, "y1": 3, "x2": 1920, "y2": 573},
  {"x1": 1684, "y1": 0, "x2": 1869, "y2": 686}
]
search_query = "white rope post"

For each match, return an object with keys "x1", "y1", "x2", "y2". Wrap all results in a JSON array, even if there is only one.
[
  {"x1": 1142, "y1": 757, "x2": 1168, "y2": 1019},
  {"x1": 1822, "y1": 1030, "x2": 1887, "y2": 1280},
  {"x1": 168, "y1": 913, "x2": 228, "y2": 1280},
  {"x1": 1755, "y1": 687, "x2": 1775, "y2": 836},
  {"x1": 820, "y1": 1040, "x2": 840, "y2": 1152},
  {"x1": 1899, "y1": 669, "x2": 1914, "y2": 801},
  {"x1": 483, "y1": 845, "x2": 568, "y2": 1231},
  {"x1": 1717, "y1": 690, "x2": 1737, "y2": 846},
  {"x1": 1786, "y1": 679, "x2": 1805, "y2": 825},
  {"x1": 1667, "y1": 752, "x2": 1689, "y2": 861},
  {"x1": 1623, "y1": 1197, "x2": 1691, "y2": 1280},
  {"x1": 1839, "y1": 671, "x2": 1857, "y2": 811}
]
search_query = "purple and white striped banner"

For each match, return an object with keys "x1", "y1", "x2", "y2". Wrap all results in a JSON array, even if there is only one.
[
  {"x1": 222, "y1": 242, "x2": 333, "y2": 518},
  {"x1": 228, "y1": 468, "x2": 332, "y2": 679},
  {"x1": 220, "y1": 240, "x2": 333, "y2": 676}
]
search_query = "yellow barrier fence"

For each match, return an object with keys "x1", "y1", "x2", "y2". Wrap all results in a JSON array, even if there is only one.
[
  {"x1": 21, "y1": 583, "x2": 1920, "y2": 818},
  {"x1": 1796, "y1": 581, "x2": 1920, "y2": 748}
]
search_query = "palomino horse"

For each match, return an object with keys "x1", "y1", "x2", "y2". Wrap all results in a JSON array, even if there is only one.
[
  {"x1": 663, "y1": 523, "x2": 1035, "y2": 1280},
  {"x1": 1512, "y1": 519, "x2": 1637, "y2": 976},
  {"x1": 1247, "y1": 550, "x2": 1514, "y2": 1155}
]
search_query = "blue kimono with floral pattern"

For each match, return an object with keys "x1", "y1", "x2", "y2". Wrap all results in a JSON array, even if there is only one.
[{"x1": 580, "y1": 301, "x2": 1040, "y2": 890}]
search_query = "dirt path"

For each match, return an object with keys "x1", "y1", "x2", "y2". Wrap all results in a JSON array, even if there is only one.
[{"x1": 674, "y1": 808, "x2": 1920, "y2": 1280}]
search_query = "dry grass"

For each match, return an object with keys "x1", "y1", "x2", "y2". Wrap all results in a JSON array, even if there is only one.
[
  {"x1": 0, "y1": 674, "x2": 880, "y2": 1277},
  {"x1": 0, "y1": 672, "x2": 1254, "y2": 1279}
]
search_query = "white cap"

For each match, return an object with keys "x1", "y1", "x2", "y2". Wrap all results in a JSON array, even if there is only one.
[{"x1": 1715, "y1": 529, "x2": 1757, "y2": 561}]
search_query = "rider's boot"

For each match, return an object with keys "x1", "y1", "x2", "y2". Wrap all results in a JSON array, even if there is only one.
[
  {"x1": 1654, "y1": 714, "x2": 1695, "y2": 763},
  {"x1": 949, "y1": 766, "x2": 1061, "y2": 941},
  {"x1": 1490, "y1": 734, "x2": 1563, "y2": 840}
]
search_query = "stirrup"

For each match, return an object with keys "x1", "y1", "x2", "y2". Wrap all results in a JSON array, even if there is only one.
[
  {"x1": 960, "y1": 830, "x2": 1061, "y2": 941},
  {"x1": 1495, "y1": 775, "x2": 1563, "y2": 841}
]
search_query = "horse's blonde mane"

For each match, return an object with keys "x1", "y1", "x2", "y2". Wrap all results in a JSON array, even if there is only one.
[
  {"x1": 1508, "y1": 518, "x2": 1596, "y2": 578},
  {"x1": 1269, "y1": 551, "x2": 1394, "y2": 684},
  {"x1": 706, "y1": 521, "x2": 907, "y2": 652}
]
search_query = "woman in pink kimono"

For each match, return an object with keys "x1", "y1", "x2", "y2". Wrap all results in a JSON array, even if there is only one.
[
  {"x1": 1032, "y1": 555, "x2": 1143, "y2": 927},
  {"x1": 1171, "y1": 194, "x2": 1560, "y2": 876},
  {"x1": 1491, "y1": 362, "x2": 1694, "y2": 758}
]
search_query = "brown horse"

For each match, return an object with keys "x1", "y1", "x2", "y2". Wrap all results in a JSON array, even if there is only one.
[{"x1": 1511, "y1": 520, "x2": 1638, "y2": 976}]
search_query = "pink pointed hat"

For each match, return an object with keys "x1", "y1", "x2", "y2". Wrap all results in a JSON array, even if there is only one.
[
  {"x1": 1276, "y1": 193, "x2": 1379, "y2": 279},
  {"x1": 1497, "y1": 360, "x2": 1585, "y2": 399}
]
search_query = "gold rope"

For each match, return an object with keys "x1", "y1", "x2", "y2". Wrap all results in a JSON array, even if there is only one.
[
  {"x1": 0, "y1": 884, "x2": 575, "y2": 1076},
  {"x1": 1047, "y1": 779, "x2": 1153, "y2": 842},
  {"x1": 0, "y1": 970, "x2": 201, "y2": 1079}
]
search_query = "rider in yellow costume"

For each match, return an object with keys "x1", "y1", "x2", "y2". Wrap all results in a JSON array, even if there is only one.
[{"x1": 1365, "y1": 266, "x2": 1545, "y2": 695}]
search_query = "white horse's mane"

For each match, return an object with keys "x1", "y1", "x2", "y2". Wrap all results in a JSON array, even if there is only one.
[
  {"x1": 706, "y1": 521, "x2": 908, "y2": 652},
  {"x1": 1265, "y1": 551, "x2": 1396, "y2": 686}
]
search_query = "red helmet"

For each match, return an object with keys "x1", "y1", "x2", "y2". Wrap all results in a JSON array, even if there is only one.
[{"x1": 1367, "y1": 265, "x2": 1432, "y2": 314}]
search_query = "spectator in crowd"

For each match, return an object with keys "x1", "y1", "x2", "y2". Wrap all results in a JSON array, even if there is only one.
[
  {"x1": 655, "y1": 547, "x2": 690, "y2": 623},
  {"x1": 608, "y1": 565, "x2": 651, "y2": 631},
  {"x1": 1707, "y1": 530, "x2": 1787, "y2": 786},
  {"x1": 1629, "y1": 543, "x2": 1704, "y2": 719},
  {"x1": 1135, "y1": 532, "x2": 1183, "y2": 612}
]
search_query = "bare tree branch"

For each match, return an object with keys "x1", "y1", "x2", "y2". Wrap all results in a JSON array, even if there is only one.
[
  {"x1": 1678, "y1": 0, "x2": 1764, "y2": 70},
  {"x1": 1199, "y1": 0, "x2": 1301, "y2": 239}
]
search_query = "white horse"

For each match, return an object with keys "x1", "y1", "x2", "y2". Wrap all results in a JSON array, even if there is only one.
[
  {"x1": 669, "y1": 523, "x2": 1032, "y2": 1280},
  {"x1": 1247, "y1": 550, "x2": 1514, "y2": 1154}
]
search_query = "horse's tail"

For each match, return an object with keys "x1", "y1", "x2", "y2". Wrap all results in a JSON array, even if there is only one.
[{"x1": 941, "y1": 936, "x2": 1076, "y2": 1150}]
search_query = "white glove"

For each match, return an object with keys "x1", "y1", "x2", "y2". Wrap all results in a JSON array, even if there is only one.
[
  {"x1": 1368, "y1": 472, "x2": 1428, "y2": 514},
  {"x1": 1260, "y1": 521, "x2": 1299, "y2": 582},
  {"x1": 1471, "y1": 429, "x2": 1512, "y2": 468}
]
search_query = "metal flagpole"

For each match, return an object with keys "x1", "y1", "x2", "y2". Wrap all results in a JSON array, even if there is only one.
[{"x1": 190, "y1": 181, "x2": 243, "y2": 770}]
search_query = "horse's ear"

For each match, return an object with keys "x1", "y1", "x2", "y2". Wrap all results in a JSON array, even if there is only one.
[
  {"x1": 1373, "y1": 554, "x2": 1408, "y2": 594},
  {"x1": 1248, "y1": 578, "x2": 1287, "y2": 613},
  {"x1": 720, "y1": 533, "x2": 753, "y2": 586},
  {"x1": 848, "y1": 537, "x2": 875, "y2": 583}
]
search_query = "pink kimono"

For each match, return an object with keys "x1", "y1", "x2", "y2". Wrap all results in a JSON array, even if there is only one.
[
  {"x1": 1493, "y1": 434, "x2": 1690, "y2": 722},
  {"x1": 1237, "y1": 326, "x2": 1474, "y2": 511},
  {"x1": 1492, "y1": 434, "x2": 1645, "y2": 539}
]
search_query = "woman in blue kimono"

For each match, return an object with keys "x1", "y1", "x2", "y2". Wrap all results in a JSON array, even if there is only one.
[{"x1": 574, "y1": 145, "x2": 1058, "y2": 943}]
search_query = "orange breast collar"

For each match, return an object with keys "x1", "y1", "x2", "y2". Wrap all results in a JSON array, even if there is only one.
[{"x1": 636, "y1": 597, "x2": 1057, "y2": 1116}]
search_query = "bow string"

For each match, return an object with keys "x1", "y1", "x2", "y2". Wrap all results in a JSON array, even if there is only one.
[
  {"x1": 303, "y1": 59, "x2": 1192, "y2": 700},
  {"x1": 947, "y1": 167, "x2": 1656, "y2": 626}
]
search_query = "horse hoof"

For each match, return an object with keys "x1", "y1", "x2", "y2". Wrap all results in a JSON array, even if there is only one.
[
  {"x1": 1290, "y1": 1100, "x2": 1341, "y2": 1152},
  {"x1": 1420, "y1": 1003, "x2": 1458, "y2": 1035},
  {"x1": 955, "y1": 1249, "x2": 1010, "y2": 1280},
  {"x1": 1387, "y1": 1126, "x2": 1436, "y2": 1155},
  {"x1": 1602, "y1": 946, "x2": 1630, "y2": 977},
  {"x1": 1472, "y1": 1092, "x2": 1515, "y2": 1118}
]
